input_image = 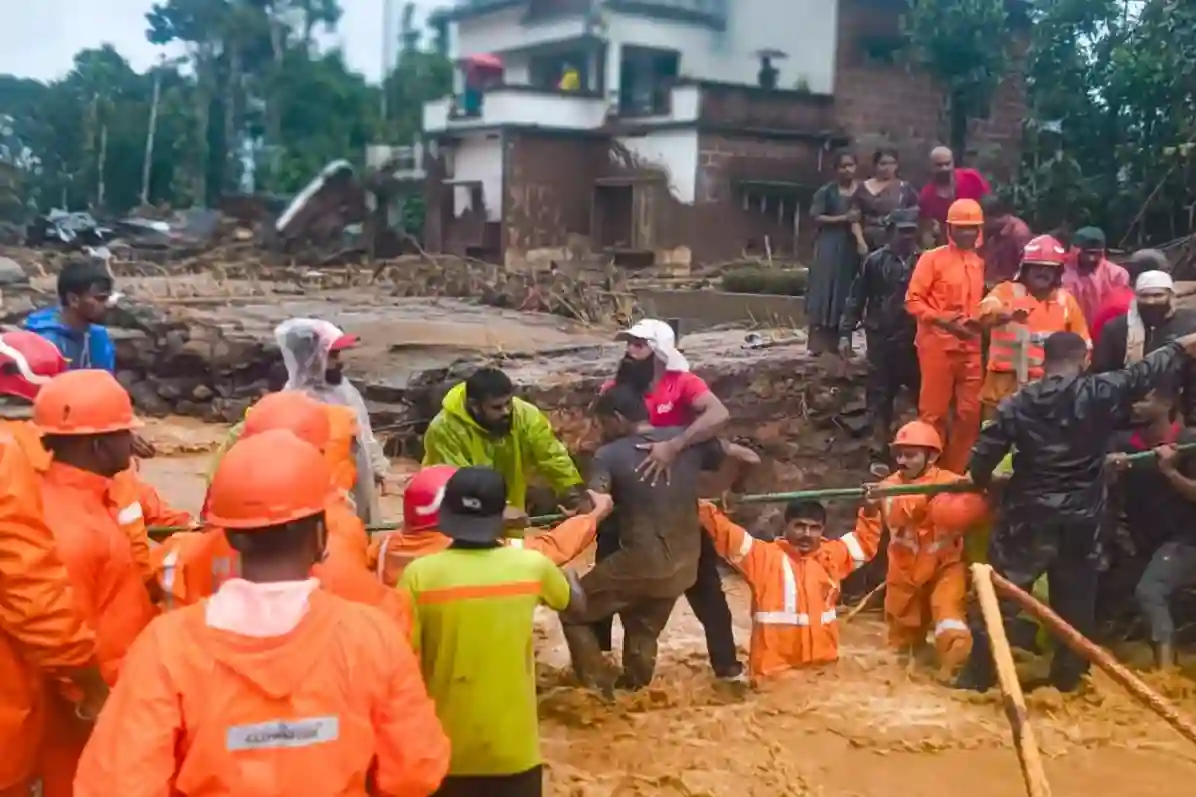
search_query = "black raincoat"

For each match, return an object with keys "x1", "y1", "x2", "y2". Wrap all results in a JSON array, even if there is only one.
[{"x1": 969, "y1": 342, "x2": 1184, "y2": 523}]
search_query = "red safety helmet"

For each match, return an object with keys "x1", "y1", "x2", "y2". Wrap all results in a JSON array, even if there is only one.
[
  {"x1": 0, "y1": 330, "x2": 68, "y2": 402},
  {"x1": 1021, "y1": 234, "x2": 1067, "y2": 268},
  {"x1": 403, "y1": 465, "x2": 457, "y2": 531}
]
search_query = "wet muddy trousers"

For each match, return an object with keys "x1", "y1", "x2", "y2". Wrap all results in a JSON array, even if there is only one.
[
  {"x1": 1135, "y1": 540, "x2": 1196, "y2": 645},
  {"x1": 565, "y1": 597, "x2": 678, "y2": 690},
  {"x1": 961, "y1": 519, "x2": 1099, "y2": 692},
  {"x1": 885, "y1": 563, "x2": 972, "y2": 675},
  {"x1": 865, "y1": 334, "x2": 920, "y2": 453},
  {"x1": 916, "y1": 348, "x2": 982, "y2": 473},
  {"x1": 590, "y1": 531, "x2": 740, "y2": 676}
]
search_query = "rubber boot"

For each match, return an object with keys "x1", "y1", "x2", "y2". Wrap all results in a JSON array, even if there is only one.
[{"x1": 1155, "y1": 640, "x2": 1177, "y2": 671}]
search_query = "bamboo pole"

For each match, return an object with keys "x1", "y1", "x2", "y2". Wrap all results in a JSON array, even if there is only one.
[
  {"x1": 841, "y1": 582, "x2": 885, "y2": 624},
  {"x1": 971, "y1": 564, "x2": 1052, "y2": 797},
  {"x1": 989, "y1": 569, "x2": 1196, "y2": 748}
]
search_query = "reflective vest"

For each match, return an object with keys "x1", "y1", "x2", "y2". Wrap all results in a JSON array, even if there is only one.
[{"x1": 988, "y1": 283, "x2": 1071, "y2": 381}]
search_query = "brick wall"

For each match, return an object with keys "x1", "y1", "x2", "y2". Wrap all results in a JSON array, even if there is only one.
[
  {"x1": 834, "y1": 0, "x2": 1025, "y2": 181},
  {"x1": 502, "y1": 131, "x2": 609, "y2": 258},
  {"x1": 694, "y1": 133, "x2": 825, "y2": 261}
]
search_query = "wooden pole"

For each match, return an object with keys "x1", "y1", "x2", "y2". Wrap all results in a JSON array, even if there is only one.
[
  {"x1": 842, "y1": 582, "x2": 885, "y2": 624},
  {"x1": 989, "y1": 568, "x2": 1196, "y2": 748},
  {"x1": 971, "y1": 564, "x2": 1053, "y2": 797}
]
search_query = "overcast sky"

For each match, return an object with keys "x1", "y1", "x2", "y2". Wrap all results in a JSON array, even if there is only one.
[{"x1": 0, "y1": 0, "x2": 441, "y2": 83}]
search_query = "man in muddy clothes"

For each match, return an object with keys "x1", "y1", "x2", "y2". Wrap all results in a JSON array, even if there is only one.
[
  {"x1": 959, "y1": 331, "x2": 1196, "y2": 693},
  {"x1": 561, "y1": 385, "x2": 748, "y2": 692}
]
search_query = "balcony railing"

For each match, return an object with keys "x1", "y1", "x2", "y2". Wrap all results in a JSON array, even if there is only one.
[
  {"x1": 607, "y1": 0, "x2": 727, "y2": 28},
  {"x1": 424, "y1": 85, "x2": 609, "y2": 133}
]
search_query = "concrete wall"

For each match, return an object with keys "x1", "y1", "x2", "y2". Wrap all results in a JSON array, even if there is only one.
[
  {"x1": 615, "y1": 130, "x2": 700, "y2": 203},
  {"x1": 635, "y1": 288, "x2": 807, "y2": 331},
  {"x1": 605, "y1": 0, "x2": 838, "y2": 93},
  {"x1": 450, "y1": 134, "x2": 505, "y2": 221}
]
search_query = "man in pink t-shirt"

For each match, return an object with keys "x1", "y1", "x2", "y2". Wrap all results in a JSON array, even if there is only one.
[
  {"x1": 918, "y1": 146, "x2": 991, "y2": 245},
  {"x1": 594, "y1": 319, "x2": 745, "y2": 681}
]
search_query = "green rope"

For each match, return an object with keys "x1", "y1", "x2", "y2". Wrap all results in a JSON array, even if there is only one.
[{"x1": 146, "y1": 441, "x2": 1196, "y2": 540}]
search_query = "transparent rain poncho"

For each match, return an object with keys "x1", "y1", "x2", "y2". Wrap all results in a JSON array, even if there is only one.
[{"x1": 274, "y1": 318, "x2": 386, "y2": 523}]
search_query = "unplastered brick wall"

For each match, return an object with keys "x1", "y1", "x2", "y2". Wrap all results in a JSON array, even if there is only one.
[{"x1": 834, "y1": 0, "x2": 1026, "y2": 180}]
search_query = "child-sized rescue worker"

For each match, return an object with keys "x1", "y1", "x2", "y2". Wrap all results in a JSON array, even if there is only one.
[
  {"x1": 370, "y1": 464, "x2": 604, "y2": 587},
  {"x1": 155, "y1": 390, "x2": 411, "y2": 632},
  {"x1": 856, "y1": 421, "x2": 988, "y2": 676},
  {"x1": 74, "y1": 430, "x2": 450, "y2": 797},
  {"x1": 697, "y1": 498, "x2": 881, "y2": 679}
]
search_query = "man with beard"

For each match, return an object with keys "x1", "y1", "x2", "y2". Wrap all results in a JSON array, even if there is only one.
[
  {"x1": 1093, "y1": 271, "x2": 1196, "y2": 423},
  {"x1": 423, "y1": 366, "x2": 586, "y2": 512},
  {"x1": 1061, "y1": 227, "x2": 1130, "y2": 327},
  {"x1": 270, "y1": 318, "x2": 389, "y2": 524},
  {"x1": 1090, "y1": 248, "x2": 1170, "y2": 346},
  {"x1": 592, "y1": 319, "x2": 745, "y2": 683},
  {"x1": 917, "y1": 147, "x2": 991, "y2": 245},
  {"x1": 561, "y1": 385, "x2": 755, "y2": 693},
  {"x1": 840, "y1": 208, "x2": 922, "y2": 464}
]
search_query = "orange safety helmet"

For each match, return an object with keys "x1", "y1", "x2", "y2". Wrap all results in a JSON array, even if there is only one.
[
  {"x1": 0, "y1": 330, "x2": 67, "y2": 402},
  {"x1": 928, "y1": 492, "x2": 990, "y2": 531},
  {"x1": 1020, "y1": 234, "x2": 1067, "y2": 268},
  {"x1": 242, "y1": 390, "x2": 332, "y2": 451},
  {"x1": 404, "y1": 465, "x2": 457, "y2": 532},
  {"x1": 206, "y1": 429, "x2": 331, "y2": 530},
  {"x1": 945, "y1": 198, "x2": 984, "y2": 226},
  {"x1": 890, "y1": 420, "x2": 943, "y2": 452},
  {"x1": 34, "y1": 370, "x2": 142, "y2": 435}
]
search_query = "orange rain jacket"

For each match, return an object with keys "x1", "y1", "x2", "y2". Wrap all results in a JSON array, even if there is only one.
[
  {"x1": 3, "y1": 419, "x2": 191, "y2": 600},
  {"x1": 38, "y1": 462, "x2": 159, "y2": 686},
  {"x1": 156, "y1": 506, "x2": 411, "y2": 636},
  {"x1": 368, "y1": 514, "x2": 600, "y2": 588},
  {"x1": 74, "y1": 590, "x2": 450, "y2": 797},
  {"x1": 855, "y1": 468, "x2": 974, "y2": 668},
  {"x1": 698, "y1": 502, "x2": 881, "y2": 678},
  {"x1": 905, "y1": 240, "x2": 986, "y2": 472},
  {"x1": 0, "y1": 426, "x2": 97, "y2": 792}
]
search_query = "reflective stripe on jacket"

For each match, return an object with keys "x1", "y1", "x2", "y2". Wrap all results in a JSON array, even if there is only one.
[
  {"x1": 979, "y1": 282, "x2": 1090, "y2": 381},
  {"x1": 699, "y1": 502, "x2": 880, "y2": 678}
]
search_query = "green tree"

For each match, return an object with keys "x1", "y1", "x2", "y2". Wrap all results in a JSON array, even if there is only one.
[{"x1": 903, "y1": 0, "x2": 1018, "y2": 156}]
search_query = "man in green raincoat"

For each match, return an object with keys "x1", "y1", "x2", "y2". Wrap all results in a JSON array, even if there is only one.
[{"x1": 422, "y1": 366, "x2": 585, "y2": 512}]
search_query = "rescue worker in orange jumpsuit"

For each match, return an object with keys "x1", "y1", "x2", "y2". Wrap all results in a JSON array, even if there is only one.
[
  {"x1": 74, "y1": 429, "x2": 450, "y2": 797},
  {"x1": 905, "y1": 198, "x2": 986, "y2": 472},
  {"x1": 0, "y1": 330, "x2": 190, "y2": 604},
  {"x1": 977, "y1": 234, "x2": 1090, "y2": 418},
  {"x1": 698, "y1": 498, "x2": 880, "y2": 679},
  {"x1": 0, "y1": 343, "x2": 108, "y2": 797},
  {"x1": 155, "y1": 390, "x2": 411, "y2": 632},
  {"x1": 31, "y1": 369, "x2": 159, "y2": 795},
  {"x1": 370, "y1": 464, "x2": 606, "y2": 587},
  {"x1": 855, "y1": 420, "x2": 987, "y2": 676}
]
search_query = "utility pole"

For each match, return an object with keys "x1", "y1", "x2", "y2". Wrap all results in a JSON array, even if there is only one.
[
  {"x1": 141, "y1": 64, "x2": 164, "y2": 206},
  {"x1": 381, "y1": 0, "x2": 396, "y2": 121}
]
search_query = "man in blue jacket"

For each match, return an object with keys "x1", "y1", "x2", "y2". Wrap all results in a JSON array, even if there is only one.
[{"x1": 24, "y1": 259, "x2": 116, "y2": 372}]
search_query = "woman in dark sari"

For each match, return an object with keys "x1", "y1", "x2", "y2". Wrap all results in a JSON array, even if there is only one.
[
  {"x1": 807, "y1": 150, "x2": 866, "y2": 354},
  {"x1": 856, "y1": 147, "x2": 919, "y2": 251}
]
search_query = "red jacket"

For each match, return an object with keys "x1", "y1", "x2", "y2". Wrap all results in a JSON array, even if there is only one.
[{"x1": 1090, "y1": 285, "x2": 1134, "y2": 347}]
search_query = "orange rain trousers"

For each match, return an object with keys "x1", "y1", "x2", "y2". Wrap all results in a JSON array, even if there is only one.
[
  {"x1": 74, "y1": 591, "x2": 450, "y2": 797},
  {"x1": 854, "y1": 467, "x2": 974, "y2": 674},
  {"x1": 368, "y1": 514, "x2": 600, "y2": 588},
  {"x1": 0, "y1": 427, "x2": 96, "y2": 794},
  {"x1": 905, "y1": 243, "x2": 985, "y2": 473},
  {"x1": 699, "y1": 502, "x2": 881, "y2": 679}
]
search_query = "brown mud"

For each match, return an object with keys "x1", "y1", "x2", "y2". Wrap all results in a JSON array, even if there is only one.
[{"x1": 137, "y1": 421, "x2": 1196, "y2": 797}]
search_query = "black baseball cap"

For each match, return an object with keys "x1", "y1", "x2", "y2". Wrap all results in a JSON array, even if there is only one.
[{"x1": 439, "y1": 467, "x2": 508, "y2": 543}]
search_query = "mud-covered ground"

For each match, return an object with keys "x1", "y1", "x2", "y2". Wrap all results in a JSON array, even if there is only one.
[{"x1": 137, "y1": 419, "x2": 1196, "y2": 797}]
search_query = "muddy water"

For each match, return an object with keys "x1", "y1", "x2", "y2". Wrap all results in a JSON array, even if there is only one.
[{"x1": 136, "y1": 419, "x2": 1196, "y2": 797}]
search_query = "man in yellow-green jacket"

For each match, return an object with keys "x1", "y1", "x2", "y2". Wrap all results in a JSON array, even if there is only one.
[{"x1": 422, "y1": 367, "x2": 585, "y2": 511}]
